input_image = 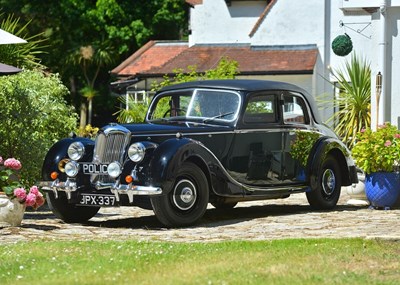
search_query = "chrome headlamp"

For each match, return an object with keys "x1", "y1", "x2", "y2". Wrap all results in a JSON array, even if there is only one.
[
  {"x1": 67, "y1": 142, "x2": 85, "y2": 161},
  {"x1": 107, "y1": 161, "x2": 122, "y2": 178},
  {"x1": 64, "y1": 161, "x2": 79, "y2": 177},
  {"x1": 128, "y1": 142, "x2": 146, "y2": 162}
]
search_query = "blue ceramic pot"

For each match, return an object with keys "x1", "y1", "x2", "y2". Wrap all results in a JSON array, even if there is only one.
[{"x1": 365, "y1": 172, "x2": 400, "y2": 209}]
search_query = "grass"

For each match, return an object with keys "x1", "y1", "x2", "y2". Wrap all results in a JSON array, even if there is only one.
[{"x1": 0, "y1": 238, "x2": 399, "y2": 285}]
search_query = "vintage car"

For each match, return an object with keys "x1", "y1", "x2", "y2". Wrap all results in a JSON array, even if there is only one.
[{"x1": 39, "y1": 79, "x2": 358, "y2": 227}]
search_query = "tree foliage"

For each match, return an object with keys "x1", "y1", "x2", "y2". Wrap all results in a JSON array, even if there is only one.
[
  {"x1": 0, "y1": 71, "x2": 78, "y2": 185},
  {"x1": 0, "y1": 0, "x2": 189, "y2": 124}
]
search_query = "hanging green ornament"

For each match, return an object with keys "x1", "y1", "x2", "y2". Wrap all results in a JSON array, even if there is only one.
[{"x1": 332, "y1": 33, "x2": 353, "y2": 56}]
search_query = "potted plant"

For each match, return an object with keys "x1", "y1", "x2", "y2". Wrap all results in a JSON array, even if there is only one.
[
  {"x1": 0, "y1": 156, "x2": 45, "y2": 226},
  {"x1": 351, "y1": 123, "x2": 400, "y2": 209}
]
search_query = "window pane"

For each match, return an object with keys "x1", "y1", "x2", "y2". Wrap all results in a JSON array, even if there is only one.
[
  {"x1": 283, "y1": 94, "x2": 307, "y2": 124},
  {"x1": 244, "y1": 94, "x2": 277, "y2": 124}
]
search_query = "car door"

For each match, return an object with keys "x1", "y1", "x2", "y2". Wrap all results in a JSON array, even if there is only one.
[
  {"x1": 281, "y1": 91, "x2": 318, "y2": 183},
  {"x1": 227, "y1": 92, "x2": 284, "y2": 187}
]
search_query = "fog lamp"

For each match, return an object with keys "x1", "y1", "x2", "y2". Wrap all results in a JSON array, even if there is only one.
[
  {"x1": 65, "y1": 161, "x2": 79, "y2": 177},
  {"x1": 107, "y1": 161, "x2": 122, "y2": 178}
]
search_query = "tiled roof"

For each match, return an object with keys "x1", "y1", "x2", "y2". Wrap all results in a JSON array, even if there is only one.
[
  {"x1": 112, "y1": 42, "x2": 318, "y2": 78},
  {"x1": 111, "y1": 41, "x2": 189, "y2": 77},
  {"x1": 185, "y1": 0, "x2": 203, "y2": 6}
]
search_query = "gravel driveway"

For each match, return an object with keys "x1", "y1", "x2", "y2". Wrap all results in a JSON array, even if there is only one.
[{"x1": 1, "y1": 192, "x2": 399, "y2": 244}]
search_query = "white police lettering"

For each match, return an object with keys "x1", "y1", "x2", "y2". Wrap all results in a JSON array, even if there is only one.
[{"x1": 82, "y1": 163, "x2": 108, "y2": 174}]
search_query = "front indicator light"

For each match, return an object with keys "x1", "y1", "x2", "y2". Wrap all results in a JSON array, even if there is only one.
[
  {"x1": 107, "y1": 161, "x2": 122, "y2": 178},
  {"x1": 125, "y1": 175, "x2": 133, "y2": 183},
  {"x1": 65, "y1": 161, "x2": 79, "y2": 177},
  {"x1": 50, "y1": 172, "x2": 58, "y2": 180}
]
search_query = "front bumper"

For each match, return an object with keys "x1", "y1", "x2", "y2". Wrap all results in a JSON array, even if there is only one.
[{"x1": 39, "y1": 178, "x2": 162, "y2": 203}]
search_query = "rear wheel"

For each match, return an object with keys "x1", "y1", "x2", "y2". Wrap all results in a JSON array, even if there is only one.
[
  {"x1": 46, "y1": 192, "x2": 100, "y2": 223},
  {"x1": 306, "y1": 156, "x2": 341, "y2": 210},
  {"x1": 151, "y1": 162, "x2": 209, "y2": 227}
]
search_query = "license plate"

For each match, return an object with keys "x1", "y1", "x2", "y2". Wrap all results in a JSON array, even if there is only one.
[
  {"x1": 82, "y1": 163, "x2": 108, "y2": 174},
  {"x1": 79, "y1": 194, "x2": 117, "y2": 206}
]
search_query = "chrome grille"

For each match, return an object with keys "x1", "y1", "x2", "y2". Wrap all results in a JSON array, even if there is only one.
[{"x1": 91, "y1": 124, "x2": 131, "y2": 185}]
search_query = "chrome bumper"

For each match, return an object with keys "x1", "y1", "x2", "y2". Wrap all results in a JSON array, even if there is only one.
[{"x1": 39, "y1": 178, "x2": 162, "y2": 203}]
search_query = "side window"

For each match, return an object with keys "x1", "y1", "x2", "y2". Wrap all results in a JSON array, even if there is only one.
[
  {"x1": 243, "y1": 94, "x2": 277, "y2": 124},
  {"x1": 283, "y1": 94, "x2": 309, "y2": 124}
]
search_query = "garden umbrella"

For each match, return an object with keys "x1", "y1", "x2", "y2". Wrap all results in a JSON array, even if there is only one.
[
  {"x1": 0, "y1": 28, "x2": 27, "y2": 44},
  {"x1": 0, "y1": 62, "x2": 22, "y2": 75}
]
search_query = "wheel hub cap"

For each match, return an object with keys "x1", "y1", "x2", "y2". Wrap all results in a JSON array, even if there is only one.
[
  {"x1": 173, "y1": 179, "x2": 197, "y2": 210},
  {"x1": 322, "y1": 169, "x2": 336, "y2": 196}
]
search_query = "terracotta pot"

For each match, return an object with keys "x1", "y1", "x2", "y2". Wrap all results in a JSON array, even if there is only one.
[{"x1": 0, "y1": 194, "x2": 25, "y2": 227}]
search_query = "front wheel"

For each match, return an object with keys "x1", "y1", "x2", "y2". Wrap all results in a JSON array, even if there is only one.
[
  {"x1": 46, "y1": 192, "x2": 100, "y2": 223},
  {"x1": 306, "y1": 156, "x2": 341, "y2": 210},
  {"x1": 151, "y1": 162, "x2": 209, "y2": 227}
]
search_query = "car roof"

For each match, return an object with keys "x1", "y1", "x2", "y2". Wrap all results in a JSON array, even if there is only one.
[
  {"x1": 159, "y1": 79, "x2": 304, "y2": 93},
  {"x1": 158, "y1": 79, "x2": 322, "y2": 123}
]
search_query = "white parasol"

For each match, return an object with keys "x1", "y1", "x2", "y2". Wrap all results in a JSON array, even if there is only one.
[{"x1": 0, "y1": 28, "x2": 27, "y2": 44}]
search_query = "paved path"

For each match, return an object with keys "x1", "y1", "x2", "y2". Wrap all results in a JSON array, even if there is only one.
[{"x1": 1, "y1": 192, "x2": 399, "y2": 244}]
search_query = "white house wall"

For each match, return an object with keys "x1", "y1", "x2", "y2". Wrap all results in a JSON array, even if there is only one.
[
  {"x1": 250, "y1": 1, "x2": 324, "y2": 47},
  {"x1": 189, "y1": 0, "x2": 267, "y2": 45},
  {"x1": 382, "y1": 6, "x2": 400, "y2": 126},
  {"x1": 371, "y1": 3, "x2": 400, "y2": 126},
  {"x1": 189, "y1": 0, "x2": 400, "y2": 125},
  {"x1": 329, "y1": 4, "x2": 374, "y2": 76}
]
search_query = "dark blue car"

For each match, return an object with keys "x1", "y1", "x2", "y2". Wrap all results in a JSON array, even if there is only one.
[{"x1": 40, "y1": 79, "x2": 358, "y2": 227}]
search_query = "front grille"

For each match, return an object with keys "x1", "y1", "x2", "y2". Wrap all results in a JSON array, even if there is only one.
[{"x1": 91, "y1": 124, "x2": 131, "y2": 185}]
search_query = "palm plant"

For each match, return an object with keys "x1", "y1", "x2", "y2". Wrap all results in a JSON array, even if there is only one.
[
  {"x1": 322, "y1": 54, "x2": 371, "y2": 147},
  {"x1": 69, "y1": 44, "x2": 115, "y2": 125},
  {"x1": 0, "y1": 13, "x2": 46, "y2": 69},
  {"x1": 114, "y1": 95, "x2": 149, "y2": 123},
  {"x1": 80, "y1": 86, "x2": 98, "y2": 125}
]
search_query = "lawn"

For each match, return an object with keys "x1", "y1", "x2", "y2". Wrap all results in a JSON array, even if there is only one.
[{"x1": 0, "y1": 238, "x2": 399, "y2": 284}]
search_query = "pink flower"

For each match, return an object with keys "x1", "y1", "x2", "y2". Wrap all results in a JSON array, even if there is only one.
[
  {"x1": 360, "y1": 128, "x2": 366, "y2": 133},
  {"x1": 4, "y1": 158, "x2": 22, "y2": 170},
  {"x1": 34, "y1": 194, "x2": 45, "y2": 209},
  {"x1": 384, "y1": 140, "x2": 392, "y2": 147},
  {"x1": 14, "y1": 187, "x2": 27, "y2": 201},
  {"x1": 29, "y1": 186, "x2": 40, "y2": 195},
  {"x1": 0, "y1": 156, "x2": 3, "y2": 164},
  {"x1": 395, "y1": 134, "x2": 400, "y2": 139},
  {"x1": 25, "y1": 193, "x2": 37, "y2": 207}
]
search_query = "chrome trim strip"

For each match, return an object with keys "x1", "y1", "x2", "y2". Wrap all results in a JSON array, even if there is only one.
[{"x1": 131, "y1": 128, "x2": 319, "y2": 138}]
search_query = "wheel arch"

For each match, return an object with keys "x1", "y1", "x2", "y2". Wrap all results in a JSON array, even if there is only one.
[
  {"x1": 185, "y1": 155, "x2": 214, "y2": 196},
  {"x1": 149, "y1": 138, "x2": 216, "y2": 195},
  {"x1": 308, "y1": 137, "x2": 357, "y2": 190}
]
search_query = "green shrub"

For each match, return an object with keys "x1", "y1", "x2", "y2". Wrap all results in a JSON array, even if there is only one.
[{"x1": 0, "y1": 70, "x2": 78, "y2": 185}]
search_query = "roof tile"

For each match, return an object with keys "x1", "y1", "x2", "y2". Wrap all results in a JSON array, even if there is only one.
[{"x1": 111, "y1": 41, "x2": 189, "y2": 77}]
